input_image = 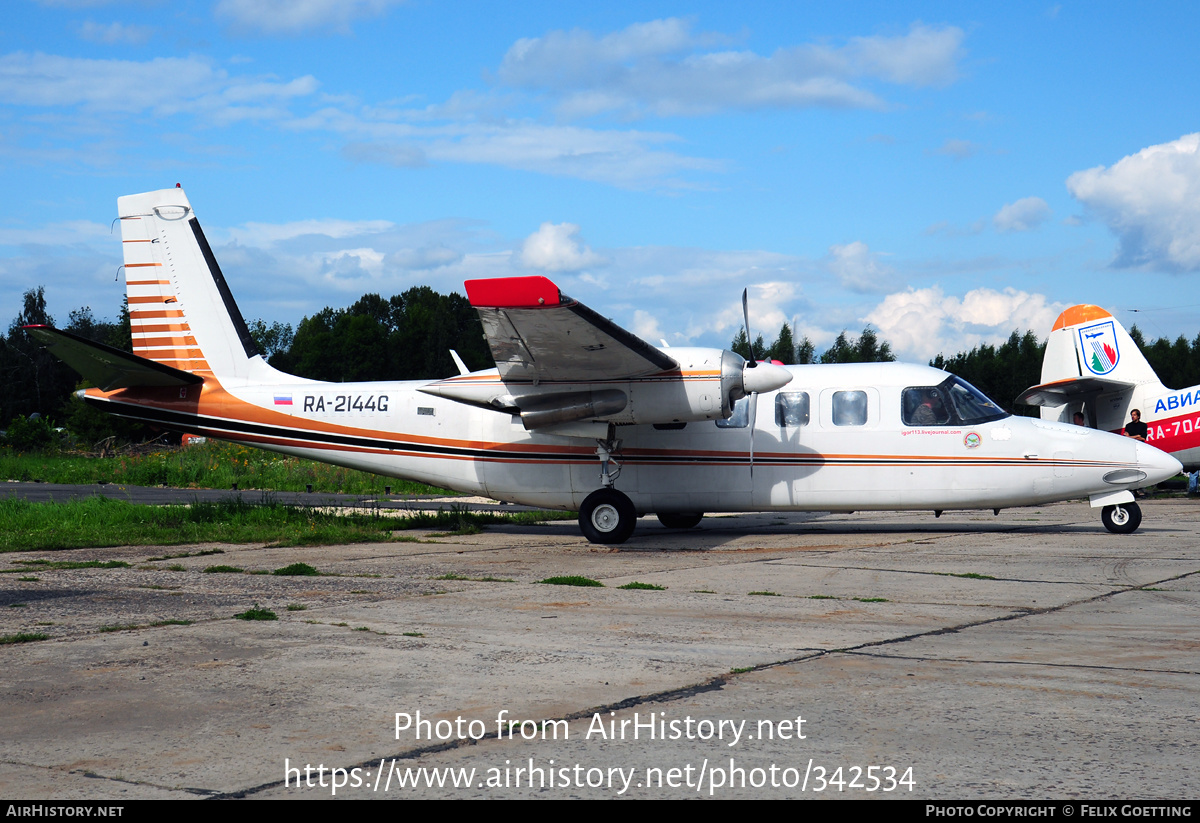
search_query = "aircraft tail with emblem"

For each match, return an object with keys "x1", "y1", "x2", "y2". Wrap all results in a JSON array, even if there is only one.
[{"x1": 1018, "y1": 304, "x2": 1200, "y2": 469}]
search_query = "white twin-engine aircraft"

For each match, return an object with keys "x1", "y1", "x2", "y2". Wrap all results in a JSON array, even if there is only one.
[
  {"x1": 27, "y1": 187, "x2": 1181, "y2": 543},
  {"x1": 1019, "y1": 304, "x2": 1200, "y2": 472}
]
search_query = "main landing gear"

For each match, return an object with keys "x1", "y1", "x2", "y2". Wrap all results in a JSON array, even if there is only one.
[
  {"x1": 579, "y1": 428, "x2": 637, "y2": 544},
  {"x1": 1101, "y1": 502, "x2": 1142, "y2": 534},
  {"x1": 580, "y1": 488, "x2": 637, "y2": 544},
  {"x1": 577, "y1": 427, "x2": 706, "y2": 544}
]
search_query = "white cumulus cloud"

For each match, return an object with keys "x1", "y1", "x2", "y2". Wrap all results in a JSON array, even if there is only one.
[
  {"x1": 867, "y1": 286, "x2": 1063, "y2": 361},
  {"x1": 993, "y1": 196, "x2": 1051, "y2": 233},
  {"x1": 520, "y1": 223, "x2": 607, "y2": 272},
  {"x1": 1066, "y1": 133, "x2": 1200, "y2": 271}
]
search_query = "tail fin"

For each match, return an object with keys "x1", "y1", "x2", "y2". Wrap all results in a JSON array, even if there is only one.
[
  {"x1": 1018, "y1": 305, "x2": 1165, "y2": 421},
  {"x1": 119, "y1": 187, "x2": 263, "y2": 384}
]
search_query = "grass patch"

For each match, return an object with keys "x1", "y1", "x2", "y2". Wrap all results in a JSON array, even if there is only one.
[
  {"x1": 692, "y1": 589, "x2": 715, "y2": 594},
  {"x1": 286, "y1": 604, "x2": 307, "y2": 611},
  {"x1": 1, "y1": 632, "x2": 50, "y2": 645},
  {"x1": 853, "y1": 597, "x2": 889, "y2": 603},
  {"x1": 0, "y1": 497, "x2": 573, "y2": 552},
  {"x1": 165, "y1": 564, "x2": 186, "y2": 572},
  {"x1": 402, "y1": 631, "x2": 425, "y2": 637},
  {"x1": 17, "y1": 576, "x2": 38, "y2": 582},
  {"x1": 730, "y1": 666, "x2": 754, "y2": 674},
  {"x1": 353, "y1": 626, "x2": 370, "y2": 632},
  {"x1": 98, "y1": 623, "x2": 141, "y2": 633},
  {"x1": 234, "y1": 605, "x2": 277, "y2": 621},
  {"x1": 537, "y1": 576, "x2": 604, "y2": 587},
  {"x1": 8, "y1": 602, "x2": 27, "y2": 608},
  {"x1": 431, "y1": 573, "x2": 516, "y2": 583},
  {"x1": 617, "y1": 582, "x2": 666, "y2": 591},
  {"x1": 0, "y1": 440, "x2": 446, "y2": 496},
  {"x1": 150, "y1": 619, "x2": 192, "y2": 627},
  {"x1": 274, "y1": 563, "x2": 319, "y2": 576},
  {"x1": 204, "y1": 565, "x2": 244, "y2": 574},
  {"x1": 748, "y1": 590, "x2": 781, "y2": 596},
  {"x1": 808, "y1": 595, "x2": 837, "y2": 600}
]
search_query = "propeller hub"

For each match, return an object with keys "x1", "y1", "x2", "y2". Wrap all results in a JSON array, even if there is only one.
[{"x1": 742, "y1": 361, "x2": 792, "y2": 395}]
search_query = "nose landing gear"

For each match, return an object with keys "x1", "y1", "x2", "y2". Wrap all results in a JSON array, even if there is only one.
[{"x1": 1101, "y1": 501, "x2": 1142, "y2": 534}]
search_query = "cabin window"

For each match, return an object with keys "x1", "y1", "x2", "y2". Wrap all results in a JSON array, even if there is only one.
[
  {"x1": 716, "y1": 396, "x2": 750, "y2": 428},
  {"x1": 832, "y1": 390, "x2": 868, "y2": 426},
  {"x1": 775, "y1": 392, "x2": 810, "y2": 427}
]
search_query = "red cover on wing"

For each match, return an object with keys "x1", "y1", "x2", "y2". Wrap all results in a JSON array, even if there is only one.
[{"x1": 465, "y1": 276, "x2": 561, "y2": 308}]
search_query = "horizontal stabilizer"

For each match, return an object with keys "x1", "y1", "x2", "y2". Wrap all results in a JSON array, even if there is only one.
[
  {"x1": 24, "y1": 325, "x2": 204, "y2": 391},
  {"x1": 1016, "y1": 375, "x2": 1133, "y2": 407}
]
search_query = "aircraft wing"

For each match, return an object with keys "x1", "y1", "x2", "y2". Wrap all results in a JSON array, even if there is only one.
[
  {"x1": 1016, "y1": 375, "x2": 1134, "y2": 406},
  {"x1": 24, "y1": 325, "x2": 204, "y2": 391},
  {"x1": 466, "y1": 276, "x2": 678, "y2": 383}
]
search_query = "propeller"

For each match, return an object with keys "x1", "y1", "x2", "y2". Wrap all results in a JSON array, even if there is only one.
[{"x1": 738, "y1": 287, "x2": 792, "y2": 478}]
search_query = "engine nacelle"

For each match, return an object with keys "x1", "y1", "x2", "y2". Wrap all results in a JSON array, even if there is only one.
[{"x1": 419, "y1": 346, "x2": 792, "y2": 430}]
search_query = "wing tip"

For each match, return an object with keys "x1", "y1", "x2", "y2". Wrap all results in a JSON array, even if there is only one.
[{"x1": 466, "y1": 276, "x2": 561, "y2": 309}]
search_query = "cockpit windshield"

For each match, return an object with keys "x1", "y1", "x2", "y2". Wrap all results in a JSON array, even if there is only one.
[{"x1": 902, "y1": 375, "x2": 1009, "y2": 427}]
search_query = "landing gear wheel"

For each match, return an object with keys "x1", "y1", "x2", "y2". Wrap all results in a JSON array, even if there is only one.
[
  {"x1": 1101, "y1": 502, "x2": 1142, "y2": 534},
  {"x1": 657, "y1": 512, "x2": 704, "y2": 530},
  {"x1": 580, "y1": 488, "x2": 637, "y2": 545}
]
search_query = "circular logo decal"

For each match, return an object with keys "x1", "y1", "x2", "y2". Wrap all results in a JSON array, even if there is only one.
[{"x1": 963, "y1": 432, "x2": 981, "y2": 449}]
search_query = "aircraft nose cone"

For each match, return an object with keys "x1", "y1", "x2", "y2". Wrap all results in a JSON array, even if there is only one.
[
  {"x1": 743, "y1": 361, "x2": 793, "y2": 394},
  {"x1": 1135, "y1": 441, "x2": 1183, "y2": 486}
]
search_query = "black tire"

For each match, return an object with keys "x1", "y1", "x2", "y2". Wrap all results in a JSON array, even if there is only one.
[
  {"x1": 579, "y1": 488, "x2": 637, "y2": 544},
  {"x1": 656, "y1": 512, "x2": 704, "y2": 530},
  {"x1": 1101, "y1": 502, "x2": 1142, "y2": 534}
]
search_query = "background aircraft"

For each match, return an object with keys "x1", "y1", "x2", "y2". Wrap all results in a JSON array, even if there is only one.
[
  {"x1": 1018, "y1": 305, "x2": 1200, "y2": 471},
  {"x1": 27, "y1": 188, "x2": 1180, "y2": 542}
]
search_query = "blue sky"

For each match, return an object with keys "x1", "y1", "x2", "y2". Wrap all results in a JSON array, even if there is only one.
[{"x1": 3, "y1": 0, "x2": 1200, "y2": 363}]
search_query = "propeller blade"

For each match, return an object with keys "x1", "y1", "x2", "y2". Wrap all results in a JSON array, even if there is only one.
[
  {"x1": 742, "y1": 288, "x2": 756, "y2": 367},
  {"x1": 748, "y1": 391, "x2": 758, "y2": 478}
]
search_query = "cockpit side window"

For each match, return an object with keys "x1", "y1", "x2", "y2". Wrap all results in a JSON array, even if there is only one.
[
  {"x1": 775, "y1": 392, "x2": 810, "y2": 427},
  {"x1": 832, "y1": 390, "x2": 868, "y2": 426},
  {"x1": 902, "y1": 386, "x2": 952, "y2": 426},
  {"x1": 903, "y1": 376, "x2": 1009, "y2": 426}
]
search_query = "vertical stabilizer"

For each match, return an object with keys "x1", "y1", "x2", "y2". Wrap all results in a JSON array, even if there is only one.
[
  {"x1": 1027, "y1": 305, "x2": 1166, "y2": 426},
  {"x1": 1043, "y1": 305, "x2": 1161, "y2": 388},
  {"x1": 118, "y1": 188, "x2": 261, "y2": 383}
]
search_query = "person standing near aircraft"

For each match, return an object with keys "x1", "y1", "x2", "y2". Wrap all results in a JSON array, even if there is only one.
[
  {"x1": 1124, "y1": 409, "x2": 1147, "y2": 441},
  {"x1": 1073, "y1": 411, "x2": 1087, "y2": 427}
]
